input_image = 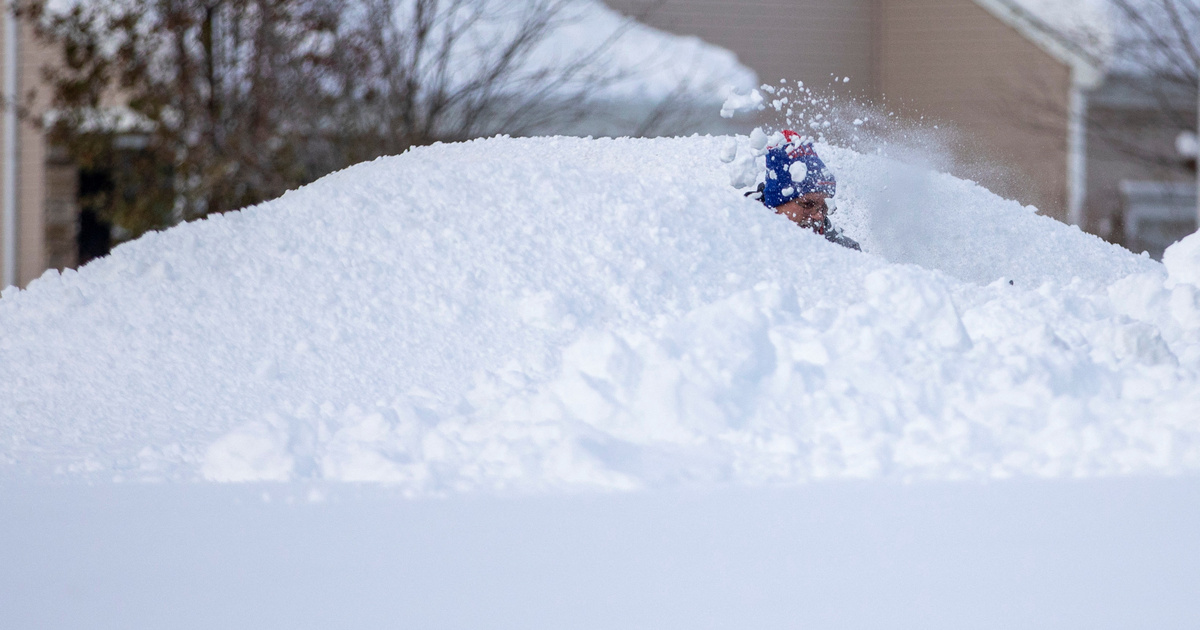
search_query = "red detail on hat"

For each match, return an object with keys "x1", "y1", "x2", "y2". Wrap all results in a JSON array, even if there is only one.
[{"x1": 772, "y1": 129, "x2": 818, "y2": 159}]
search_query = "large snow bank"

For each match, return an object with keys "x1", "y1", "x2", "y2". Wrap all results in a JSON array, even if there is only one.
[{"x1": 2, "y1": 135, "x2": 1199, "y2": 492}]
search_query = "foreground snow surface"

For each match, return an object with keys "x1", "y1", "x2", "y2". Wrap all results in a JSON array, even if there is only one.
[
  {"x1": 2, "y1": 135, "x2": 1200, "y2": 491},
  {"x1": 2, "y1": 480, "x2": 1199, "y2": 630}
]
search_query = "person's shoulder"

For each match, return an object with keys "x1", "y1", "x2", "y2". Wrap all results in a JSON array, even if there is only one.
[{"x1": 824, "y1": 226, "x2": 860, "y2": 251}]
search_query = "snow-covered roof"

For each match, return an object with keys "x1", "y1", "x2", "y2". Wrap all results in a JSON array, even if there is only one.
[
  {"x1": 42, "y1": 106, "x2": 154, "y2": 134},
  {"x1": 39, "y1": 0, "x2": 757, "y2": 111},
  {"x1": 1008, "y1": 0, "x2": 1115, "y2": 48},
  {"x1": 528, "y1": 0, "x2": 757, "y2": 102},
  {"x1": 408, "y1": 0, "x2": 755, "y2": 102}
]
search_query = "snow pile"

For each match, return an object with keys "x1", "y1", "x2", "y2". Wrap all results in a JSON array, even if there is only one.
[
  {"x1": 1164, "y1": 233, "x2": 1200, "y2": 286},
  {"x1": 720, "y1": 89, "x2": 765, "y2": 118},
  {"x1": 2, "y1": 135, "x2": 1199, "y2": 492}
]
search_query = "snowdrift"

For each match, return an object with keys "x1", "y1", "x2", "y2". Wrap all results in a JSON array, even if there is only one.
[{"x1": 2, "y1": 135, "x2": 1199, "y2": 492}]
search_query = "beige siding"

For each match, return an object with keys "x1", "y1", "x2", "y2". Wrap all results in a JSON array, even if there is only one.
[
  {"x1": 0, "y1": 17, "x2": 14, "y2": 288},
  {"x1": 1, "y1": 19, "x2": 66, "y2": 289},
  {"x1": 45, "y1": 146, "x2": 77, "y2": 271},
  {"x1": 875, "y1": 0, "x2": 1072, "y2": 217},
  {"x1": 607, "y1": 0, "x2": 877, "y2": 90},
  {"x1": 17, "y1": 20, "x2": 47, "y2": 286}
]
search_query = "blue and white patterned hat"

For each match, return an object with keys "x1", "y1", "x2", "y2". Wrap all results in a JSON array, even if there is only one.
[{"x1": 761, "y1": 130, "x2": 837, "y2": 208}]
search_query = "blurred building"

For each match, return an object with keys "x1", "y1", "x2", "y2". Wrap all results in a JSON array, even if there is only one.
[
  {"x1": 1086, "y1": 71, "x2": 1197, "y2": 259},
  {"x1": 1, "y1": 16, "x2": 80, "y2": 291}
]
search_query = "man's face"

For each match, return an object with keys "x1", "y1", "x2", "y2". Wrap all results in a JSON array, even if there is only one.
[{"x1": 774, "y1": 193, "x2": 829, "y2": 232}]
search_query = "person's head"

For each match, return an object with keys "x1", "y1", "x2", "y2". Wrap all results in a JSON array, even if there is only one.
[
  {"x1": 758, "y1": 130, "x2": 837, "y2": 232},
  {"x1": 773, "y1": 192, "x2": 829, "y2": 232}
]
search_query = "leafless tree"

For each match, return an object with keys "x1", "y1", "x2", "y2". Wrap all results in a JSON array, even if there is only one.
[
  {"x1": 998, "y1": 1, "x2": 1197, "y2": 170},
  {"x1": 16, "y1": 0, "x2": 699, "y2": 241},
  {"x1": 1089, "y1": 0, "x2": 1199, "y2": 172},
  {"x1": 18, "y1": 0, "x2": 351, "y2": 233},
  {"x1": 993, "y1": 0, "x2": 1199, "y2": 241},
  {"x1": 321, "y1": 0, "x2": 676, "y2": 163}
]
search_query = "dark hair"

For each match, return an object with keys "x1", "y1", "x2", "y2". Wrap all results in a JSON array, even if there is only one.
[{"x1": 744, "y1": 182, "x2": 765, "y2": 203}]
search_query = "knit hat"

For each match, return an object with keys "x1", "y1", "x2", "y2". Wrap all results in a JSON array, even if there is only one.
[{"x1": 760, "y1": 130, "x2": 837, "y2": 208}]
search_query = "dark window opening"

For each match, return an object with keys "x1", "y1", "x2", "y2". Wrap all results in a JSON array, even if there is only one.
[{"x1": 77, "y1": 167, "x2": 113, "y2": 265}]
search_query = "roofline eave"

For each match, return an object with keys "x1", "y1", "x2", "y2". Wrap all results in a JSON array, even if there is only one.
[{"x1": 973, "y1": 0, "x2": 1106, "y2": 89}]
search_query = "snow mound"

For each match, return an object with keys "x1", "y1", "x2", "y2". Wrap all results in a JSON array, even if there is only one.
[
  {"x1": 2, "y1": 135, "x2": 1198, "y2": 492},
  {"x1": 1164, "y1": 231, "x2": 1200, "y2": 287}
]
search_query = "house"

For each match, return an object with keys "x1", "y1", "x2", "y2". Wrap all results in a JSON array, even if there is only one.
[{"x1": 1083, "y1": 56, "x2": 1198, "y2": 259}]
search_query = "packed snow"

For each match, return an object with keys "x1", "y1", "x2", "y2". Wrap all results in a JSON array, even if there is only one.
[{"x1": 2, "y1": 134, "x2": 1199, "y2": 493}]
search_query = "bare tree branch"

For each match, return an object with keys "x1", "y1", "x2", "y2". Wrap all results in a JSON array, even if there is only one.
[{"x1": 17, "y1": 0, "x2": 712, "y2": 241}]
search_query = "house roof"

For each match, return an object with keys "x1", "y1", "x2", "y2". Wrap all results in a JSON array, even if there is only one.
[{"x1": 974, "y1": 0, "x2": 1107, "y2": 87}]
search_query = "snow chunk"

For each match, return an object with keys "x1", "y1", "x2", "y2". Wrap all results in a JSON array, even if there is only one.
[
  {"x1": 748, "y1": 127, "x2": 768, "y2": 150},
  {"x1": 1177, "y1": 132, "x2": 1198, "y2": 159},
  {"x1": 788, "y1": 161, "x2": 809, "y2": 183},
  {"x1": 1164, "y1": 231, "x2": 1200, "y2": 287},
  {"x1": 718, "y1": 138, "x2": 738, "y2": 163},
  {"x1": 202, "y1": 418, "x2": 295, "y2": 482},
  {"x1": 720, "y1": 88, "x2": 764, "y2": 118}
]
